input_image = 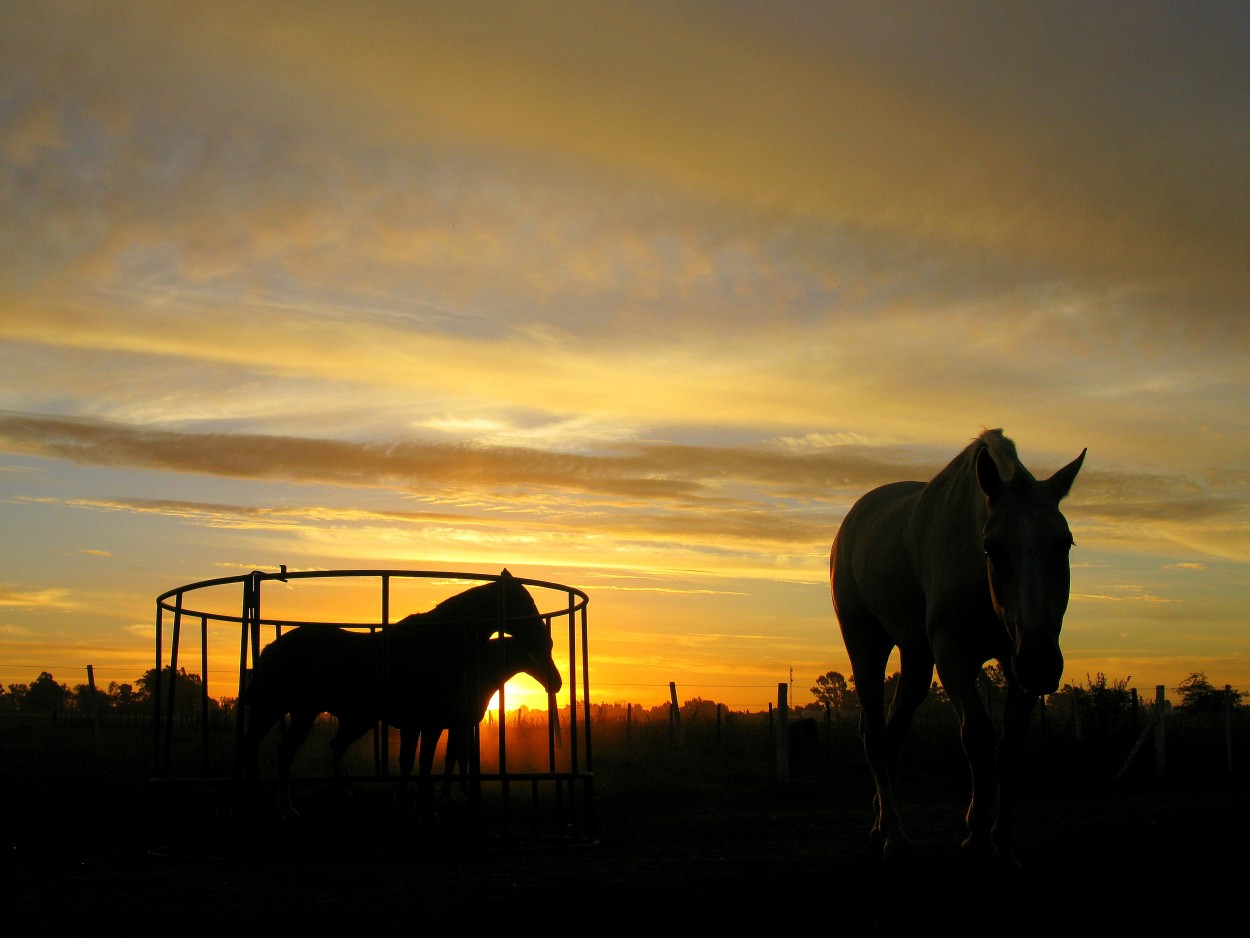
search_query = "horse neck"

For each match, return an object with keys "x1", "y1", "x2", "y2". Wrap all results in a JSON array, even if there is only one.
[
  {"x1": 918, "y1": 442, "x2": 994, "y2": 548},
  {"x1": 427, "y1": 581, "x2": 532, "y2": 634},
  {"x1": 477, "y1": 639, "x2": 531, "y2": 685}
]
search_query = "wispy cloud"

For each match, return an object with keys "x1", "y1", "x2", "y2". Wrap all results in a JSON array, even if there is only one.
[
  {"x1": 0, "y1": 586, "x2": 78, "y2": 610},
  {"x1": 2, "y1": 2, "x2": 1249, "y2": 703}
]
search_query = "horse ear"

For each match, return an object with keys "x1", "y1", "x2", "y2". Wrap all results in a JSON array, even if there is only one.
[
  {"x1": 976, "y1": 445, "x2": 1005, "y2": 503},
  {"x1": 1046, "y1": 448, "x2": 1086, "y2": 501}
]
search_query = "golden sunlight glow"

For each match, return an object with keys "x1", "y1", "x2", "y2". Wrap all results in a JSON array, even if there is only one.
[{"x1": 2, "y1": 1, "x2": 1249, "y2": 711}]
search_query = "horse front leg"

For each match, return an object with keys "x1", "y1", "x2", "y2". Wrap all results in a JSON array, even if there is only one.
[
  {"x1": 992, "y1": 682, "x2": 1037, "y2": 866},
  {"x1": 942, "y1": 669, "x2": 998, "y2": 859}
]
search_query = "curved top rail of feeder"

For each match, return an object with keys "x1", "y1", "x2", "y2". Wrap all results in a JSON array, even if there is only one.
[{"x1": 156, "y1": 568, "x2": 588, "y2": 630}]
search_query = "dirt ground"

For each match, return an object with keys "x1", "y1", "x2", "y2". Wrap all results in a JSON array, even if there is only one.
[{"x1": 5, "y1": 754, "x2": 1245, "y2": 931}]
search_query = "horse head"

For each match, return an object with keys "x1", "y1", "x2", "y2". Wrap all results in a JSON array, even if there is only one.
[
  {"x1": 976, "y1": 444, "x2": 1086, "y2": 696},
  {"x1": 520, "y1": 643, "x2": 563, "y2": 695}
]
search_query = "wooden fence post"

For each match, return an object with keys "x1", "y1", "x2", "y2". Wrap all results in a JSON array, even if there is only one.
[
  {"x1": 669, "y1": 682, "x2": 683, "y2": 748},
  {"x1": 1072, "y1": 687, "x2": 1083, "y2": 743},
  {"x1": 776, "y1": 682, "x2": 790, "y2": 783},
  {"x1": 1154, "y1": 685, "x2": 1166, "y2": 776},
  {"x1": 1225, "y1": 685, "x2": 1234, "y2": 776},
  {"x1": 85, "y1": 664, "x2": 102, "y2": 743}
]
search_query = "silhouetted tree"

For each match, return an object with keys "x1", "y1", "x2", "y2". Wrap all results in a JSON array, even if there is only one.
[
  {"x1": 680, "y1": 697, "x2": 722, "y2": 722},
  {"x1": 24, "y1": 672, "x2": 69, "y2": 712},
  {"x1": 1175, "y1": 672, "x2": 1243, "y2": 716},
  {"x1": 72, "y1": 682, "x2": 111, "y2": 713},
  {"x1": 5, "y1": 683, "x2": 28, "y2": 710},
  {"x1": 960, "y1": 663, "x2": 1007, "y2": 717},
  {"x1": 811, "y1": 671, "x2": 852, "y2": 712},
  {"x1": 135, "y1": 667, "x2": 219, "y2": 718}
]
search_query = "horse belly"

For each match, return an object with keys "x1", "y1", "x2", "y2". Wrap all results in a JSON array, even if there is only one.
[{"x1": 832, "y1": 483, "x2": 928, "y2": 646}]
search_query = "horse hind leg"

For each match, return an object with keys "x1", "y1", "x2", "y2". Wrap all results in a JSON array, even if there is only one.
[
  {"x1": 328, "y1": 716, "x2": 375, "y2": 801},
  {"x1": 275, "y1": 710, "x2": 318, "y2": 819},
  {"x1": 843, "y1": 619, "x2": 912, "y2": 861},
  {"x1": 885, "y1": 646, "x2": 935, "y2": 789}
]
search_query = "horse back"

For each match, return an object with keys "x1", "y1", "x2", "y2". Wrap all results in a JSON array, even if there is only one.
[{"x1": 246, "y1": 626, "x2": 376, "y2": 720}]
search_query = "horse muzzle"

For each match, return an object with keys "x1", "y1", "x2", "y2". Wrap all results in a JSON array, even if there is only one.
[{"x1": 1012, "y1": 646, "x2": 1064, "y2": 697}]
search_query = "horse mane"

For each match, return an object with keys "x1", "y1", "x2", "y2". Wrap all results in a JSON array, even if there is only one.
[
  {"x1": 931, "y1": 428, "x2": 1023, "y2": 482},
  {"x1": 975, "y1": 428, "x2": 1026, "y2": 484}
]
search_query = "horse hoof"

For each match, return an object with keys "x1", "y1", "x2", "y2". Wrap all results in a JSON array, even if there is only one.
[
  {"x1": 992, "y1": 843, "x2": 1023, "y2": 869},
  {"x1": 882, "y1": 833, "x2": 914, "y2": 864},
  {"x1": 959, "y1": 835, "x2": 999, "y2": 865}
]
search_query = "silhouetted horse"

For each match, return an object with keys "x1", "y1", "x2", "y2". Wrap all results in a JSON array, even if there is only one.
[
  {"x1": 433, "y1": 635, "x2": 563, "y2": 801},
  {"x1": 831, "y1": 429, "x2": 1085, "y2": 864},
  {"x1": 240, "y1": 570, "x2": 557, "y2": 816}
]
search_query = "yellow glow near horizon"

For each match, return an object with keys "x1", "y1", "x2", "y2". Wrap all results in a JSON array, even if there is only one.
[{"x1": 2, "y1": 2, "x2": 1249, "y2": 716}]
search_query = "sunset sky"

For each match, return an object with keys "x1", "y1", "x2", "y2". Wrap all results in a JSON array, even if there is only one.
[{"x1": 2, "y1": 1, "x2": 1247, "y2": 711}]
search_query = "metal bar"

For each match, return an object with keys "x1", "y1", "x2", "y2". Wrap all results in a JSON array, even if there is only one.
[
  {"x1": 153, "y1": 602, "x2": 164, "y2": 776},
  {"x1": 200, "y1": 615, "x2": 210, "y2": 776},
  {"x1": 162, "y1": 592, "x2": 183, "y2": 779},
  {"x1": 377, "y1": 574, "x2": 390, "y2": 777},
  {"x1": 235, "y1": 581, "x2": 251, "y2": 779},
  {"x1": 151, "y1": 568, "x2": 591, "y2": 847},
  {"x1": 496, "y1": 574, "x2": 510, "y2": 843}
]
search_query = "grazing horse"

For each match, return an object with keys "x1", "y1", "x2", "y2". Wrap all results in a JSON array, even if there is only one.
[
  {"x1": 830, "y1": 429, "x2": 1085, "y2": 864},
  {"x1": 430, "y1": 635, "x2": 563, "y2": 801},
  {"x1": 240, "y1": 570, "x2": 556, "y2": 816}
]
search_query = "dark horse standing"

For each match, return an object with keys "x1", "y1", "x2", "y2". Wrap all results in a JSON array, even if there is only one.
[
  {"x1": 439, "y1": 634, "x2": 563, "y2": 801},
  {"x1": 240, "y1": 570, "x2": 560, "y2": 817},
  {"x1": 830, "y1": 429, "x2": 1085, "y2": 864}
]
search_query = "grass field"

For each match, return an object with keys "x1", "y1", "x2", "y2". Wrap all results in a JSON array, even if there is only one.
[{"x1": 2, "y1": 706, "x2": 1246, "y2": 929}]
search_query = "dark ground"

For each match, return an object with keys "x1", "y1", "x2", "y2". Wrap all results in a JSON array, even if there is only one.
[{"x1": 3, "y1": 718, "x2": 1247, "y2": 930}]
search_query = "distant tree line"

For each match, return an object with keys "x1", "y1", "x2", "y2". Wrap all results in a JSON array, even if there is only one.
[
  {"x1": 806, "y1": 667, "x2": 1243, "y2": 722},
  {"x1": 1, "y1": 666, "x2": 230, "y2": 718},
  {"x1": 3, "y1": 665, "x2": 1242, "y2": 725}
]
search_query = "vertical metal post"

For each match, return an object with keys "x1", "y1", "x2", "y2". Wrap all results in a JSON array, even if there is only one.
[
  {"x1": 496, "y1": 574, "x2": 509, "y2": 834},
  {"x1": 235, "y1": 583, "x2": 251, "y2": 776},
  {"x1": 153, "y1": 603, "x2": 164, "y2": 775},
  {"x1": 579, "y1": 593, "x2": 592, "y2": 775},
  {"x1": 377, "y1": 574, "x2": 391, "y2": 777},
  {"x1": 201, "y1": 615, "x2": 210, "y2": 776},
  {"x1": 162, "y1": 592, "x2": 183, "y2": 779},
  {"x1": 565, "y1": 596, "x2": 578, "y2": 775},
  {"x1": 238, "y1": 574, "x2": 262, "y2": 780},
  {"x1": 776, "y1": 682, "x2": 790, "y2": 783}
]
